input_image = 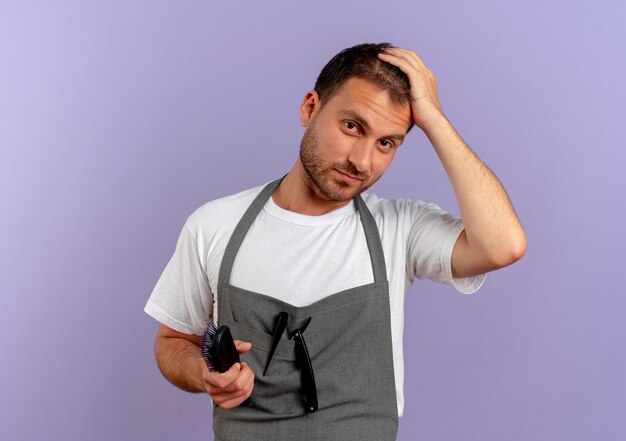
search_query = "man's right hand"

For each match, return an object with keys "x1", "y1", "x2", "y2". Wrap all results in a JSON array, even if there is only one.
[
  {"x1": 200, "y1": 339, "x2": 254, "y2": 409},
  {"x1": 154, "y1": 324, "x2": 255, "y2": 407}
]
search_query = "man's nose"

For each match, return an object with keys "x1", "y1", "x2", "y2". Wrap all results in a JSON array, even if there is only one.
[{"x1": 347, "y1": 141, "x2": 372, "y2": 174}]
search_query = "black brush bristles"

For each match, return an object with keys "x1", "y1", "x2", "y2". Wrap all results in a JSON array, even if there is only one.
[{"x1": 201, "y1": 323, "x2": 219, "y2": 372}]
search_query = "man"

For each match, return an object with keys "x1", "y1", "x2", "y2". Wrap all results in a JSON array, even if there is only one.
[{"x1": 145, "y1": 43, "x2": 526, "y2": 440}]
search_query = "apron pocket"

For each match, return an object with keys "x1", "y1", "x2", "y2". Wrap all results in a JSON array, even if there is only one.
[{"x1": 224, "y1": 319, "x2": 303, "y2": 416}]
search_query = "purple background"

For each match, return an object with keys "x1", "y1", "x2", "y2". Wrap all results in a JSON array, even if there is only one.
[{"x1": 1, "y1": 1, "x2": 624, "y2": 440}]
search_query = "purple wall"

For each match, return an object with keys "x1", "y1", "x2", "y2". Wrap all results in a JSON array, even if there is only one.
[{"x1": 2, "y1": 1, "x2": 624, "y2": 440}]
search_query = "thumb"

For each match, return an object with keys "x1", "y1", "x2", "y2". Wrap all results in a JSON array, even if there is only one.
[{"x1": 233, "y1": 339, "x2": 252, "y2": 354}]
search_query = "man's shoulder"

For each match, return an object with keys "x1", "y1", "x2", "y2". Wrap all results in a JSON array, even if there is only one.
[
  {"x1": 185, "y1": 182, "x2": 269, "y2": 233},
  {"x1": 360, "y1": 191, "x2": 434, "y2": 219}
]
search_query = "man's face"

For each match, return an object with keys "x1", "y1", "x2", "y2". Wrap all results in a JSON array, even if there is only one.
[{"x1": 299, "y1": 77, "x2": 412, "y2": 203}]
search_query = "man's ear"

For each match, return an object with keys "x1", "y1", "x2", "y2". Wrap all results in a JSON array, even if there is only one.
[{"x1": 299, "y1": 90, "x2": 321, "y2": 127}]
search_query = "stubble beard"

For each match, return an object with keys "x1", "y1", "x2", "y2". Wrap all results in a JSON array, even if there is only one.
[{"x1": 299, "y1": 124, "x2": 376, "y2": 202}]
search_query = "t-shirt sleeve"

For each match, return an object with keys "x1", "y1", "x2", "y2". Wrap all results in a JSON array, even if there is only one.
[
  {"x1": 144, "y1": 219, "x2": 213, "y2": 335},
  {"x1": 405, "y1": 200, "x2": 486, "y2": 294}
]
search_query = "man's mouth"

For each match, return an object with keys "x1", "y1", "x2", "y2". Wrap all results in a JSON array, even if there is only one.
[{"x1": 335, "y1": 169, "x2": 365, "y2": 184}]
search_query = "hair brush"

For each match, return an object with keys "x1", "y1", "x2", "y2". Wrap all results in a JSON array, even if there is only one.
[{"x1": 201, "y1": 323, "x2": 241, "y2": 373}]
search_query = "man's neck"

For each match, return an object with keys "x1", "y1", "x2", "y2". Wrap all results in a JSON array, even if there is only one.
[{"x1": 271, "y1": 162, "x2": 352, "y2": 216}]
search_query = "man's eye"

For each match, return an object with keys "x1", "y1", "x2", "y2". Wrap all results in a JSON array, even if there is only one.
[
  {"x1": 344, "y1": 121, "x2": 359, "y2": 133},
  {"x1": 380, "y1": 139, "x2": 393, "y2": 149}
]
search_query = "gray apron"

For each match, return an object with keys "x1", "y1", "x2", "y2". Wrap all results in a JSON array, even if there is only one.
[{"x1": 213, "y1": 178, "x2": 398, "y2": 441}]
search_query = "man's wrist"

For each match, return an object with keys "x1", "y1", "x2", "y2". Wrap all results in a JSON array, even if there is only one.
[
  {"x1": 417, "y1": 109, "x2": 449, "y2": 134},
  {"x1": 194, "y1": 355, "x2": 210, "y2": 393}
]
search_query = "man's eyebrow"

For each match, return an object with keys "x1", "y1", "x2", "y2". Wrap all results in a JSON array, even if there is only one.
[
  {"x1": 338, "y1": 110, "x2": 406, "y2": 143},
  {"x1": 339, "y1": 110, "x2": 372, "y2": 131}
]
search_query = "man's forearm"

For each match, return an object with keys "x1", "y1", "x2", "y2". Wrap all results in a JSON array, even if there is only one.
[
  {"x1": 422, "y1": 112, "x2": 526, "y2": 264},
  {"x1": 154, "y1": 335, "x2": 206, "y2": 393},
  {"x1": 375, "y1": 47, "x2": 526, "y2": 266}
]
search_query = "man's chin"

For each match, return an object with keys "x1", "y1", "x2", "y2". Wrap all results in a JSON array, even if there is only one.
[{"x1": 319, "y1": 179, "x2": 366, "y2": 202}]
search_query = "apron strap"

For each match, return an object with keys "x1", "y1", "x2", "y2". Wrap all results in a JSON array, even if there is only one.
[
  {"x1": 218, "y1": 178, "x2": 283, "y2": 287},
  {"x1": 356, "y1": 195, "x2": 388, "y2": 283},
  {"x1": 218, "y1": 178, "x2": 388, "y2": 288}
]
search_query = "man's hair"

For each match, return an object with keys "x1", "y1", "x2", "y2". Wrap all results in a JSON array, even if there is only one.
[{"x1": 314, "y1": 42, "x2": 414, "y2": 131}]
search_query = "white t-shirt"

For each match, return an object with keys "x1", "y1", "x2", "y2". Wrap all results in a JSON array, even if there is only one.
[{"x1": 145, "y1": 182, "x2": 486, "y2": 417}]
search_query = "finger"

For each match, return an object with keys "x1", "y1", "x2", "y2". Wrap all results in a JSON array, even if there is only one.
[
  {"x1": 207, "y1": 361, "x2": 254, "y2": 395},
  {"x1": 214, "y1": 384, "x2": 253, "y2": 410},
  {"x1": 380, "y1": 47, "x2": 426, "y2": 69},
  {"x1": 377, "y1": 52, "x2": 419, "y2": 77},
  {"x1": 234, "y1": 339, "x2": 252, "y2": 354},
  {"x1": 222, "y1": 362, "x2": 255, "y2": 394},
  {"x1": 378, "y1": 50, "x2": 422, "y2": 72},
  {"x1": 241, "y1": 364, "x2": 255, "y2": 392},
  {"x1": 211, "y1": 367, "x2": 255, "y2": 409},
  {"x1": 379, "y1": 51, "x2": 436, "y2": 87},
  {"x1": 238, "y1": 362, "x2": 255, "y2": 390},
  {"x1": 203, "y1": 362, "x2": 241, "y2": 389}
]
